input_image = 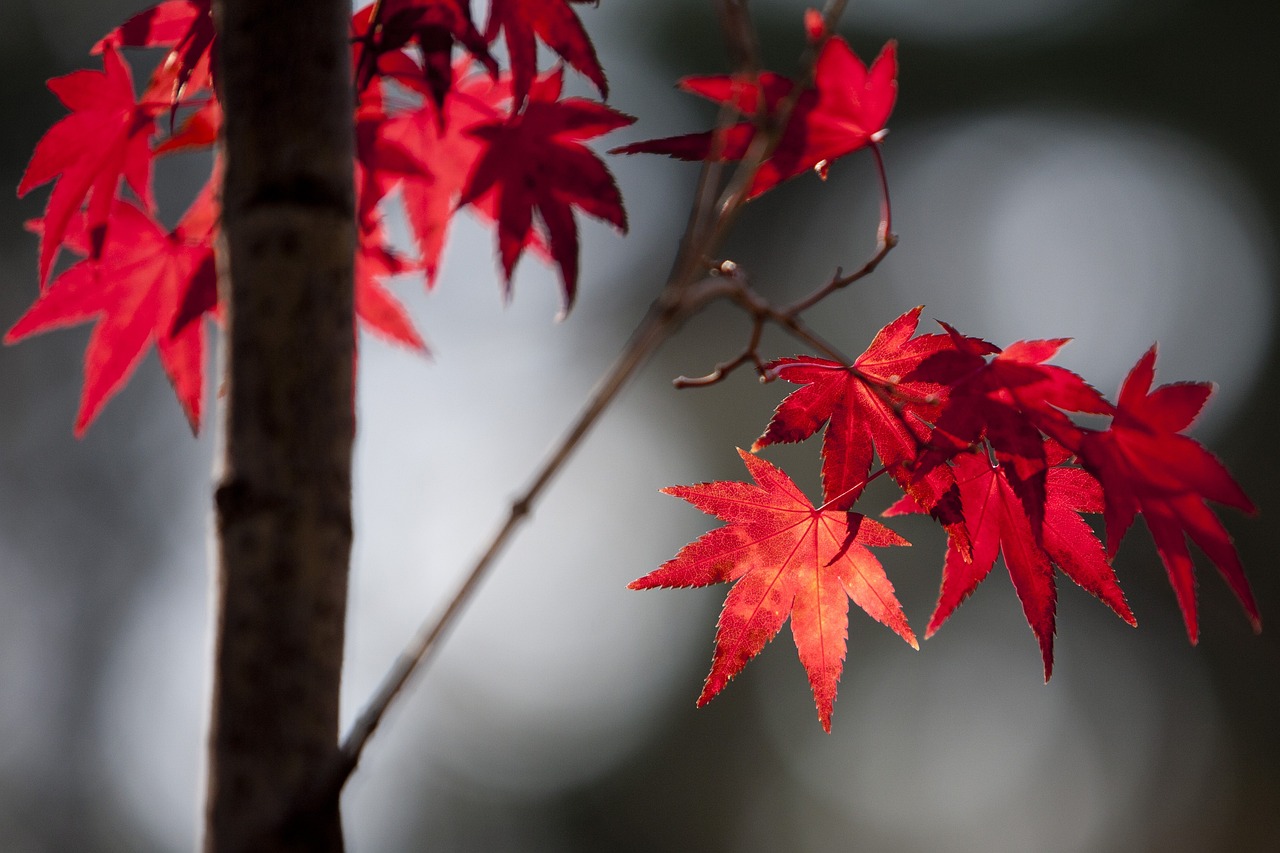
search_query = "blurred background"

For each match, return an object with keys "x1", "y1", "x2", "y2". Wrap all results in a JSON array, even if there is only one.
[{"x1": 1, "y1": 0, "x2": 1278, "y2": 850}]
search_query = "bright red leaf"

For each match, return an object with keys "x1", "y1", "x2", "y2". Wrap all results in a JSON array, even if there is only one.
[
  {"x1": 484, "y1": 0, "x2": 607, "y2": 105},
  {"x1": 94, "y1": 0, "x2": 213, "y2": 108},
  {"x1": 613, "y1": 36, "x2": 897, "y2": 198},
  {"x1": 754, "y1": 306, "x2": 957, "y2": 511},
  {"x1": 916, "y1": 450, "x2": 1134, "y2": 679},
  {"x1": 459, "y1": 69, "x2": 633, "y2": 309},
  {"x1": 19, "y1": 47, "x2": 164, "y2": 285},
  {"x1": 631, "y1": 448, "x2": 916, "y2": 731},
  {"x1": 6, "y1": 200, "x2": 213, "y2": 435},
  {"x1": 1079, "y1": 347, "x2": 1259, "y2": 643}
]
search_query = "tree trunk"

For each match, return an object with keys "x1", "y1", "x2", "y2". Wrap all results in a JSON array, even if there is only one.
[{"x1": 205, "y1": 1, "x2": 355, "y2": 850}]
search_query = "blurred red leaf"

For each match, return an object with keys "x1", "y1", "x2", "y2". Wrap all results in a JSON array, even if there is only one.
[
  {"x1": 1079, "y1": 347, "x2": 1259, "y2": 642},
  {"x1": 351, "y1": 0, "x2": 497, "y2": 113},
  {"x1": 94, "y1": 0, "x2": 213, "y2": 107},
  {"x1": 485, "y1": 0, "x2": 607, "y2": 104},
  {"x1": 6, "y1": 200, "x2": 212, "y2": 435},
  {"x1": 19, "y1": 47, "x2": 164, "y2": 285},
  {"x1": 613, "y1": 37, "x2": 897, "y2": 198},
  {"x1": 459, "y1": 69, "x2": 632, "y2": 309}
]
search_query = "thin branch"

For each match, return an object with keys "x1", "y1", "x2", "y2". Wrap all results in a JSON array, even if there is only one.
[
  {"x1": 667, "y1": 269, "x2": 850, "y2": 389},
  {"x1": 316, "y1": 297, "x2": 681, "y2": 802},
  {"x1": 716, "y1": 0, "x2": 763, "y2": 75},
  {"x1": 674, "y1": 309, "x2": 766, "y2": 388},
  {"x1": 666, "y1": 140, "x2": 896, "y2": 389},
  {"x1": 785, "y1": 142, "x2": 896, "y2": 316},
  {"x1": 306, "y1": 0, "x2": 864, "y2": 813}
]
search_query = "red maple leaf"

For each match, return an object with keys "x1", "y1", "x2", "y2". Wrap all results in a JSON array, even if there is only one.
[
  {"x1": 94, "y1": 0, "x2": 214, "y2": 108},
  {"x1": 754, "y1": 306, "x2": 957, "y2": 511},
  {"x1": 612, "y1": 36, "x2": 897, "y2": 198},
  {"x1": 910, "y1": 449, "x2": 1134, "y2": 679},
  {"x1": 19, "y1": 47, "x2": 164, "y2": 285},
  {"x1": 630, "y1": 449, "x2": 916, "y2": 731},
  {"x1": 1079, "y1": 347, "x2": 1259, "y2": 642},
  {"x1": 351, "y1": 0, "x2": 497, "y2": 113},
  {"x1": 6, "y1": 200, "x2": 213, "y2": 435},
  {"x1": 911, "y1": 327, "x2": 1111, "y2": 536},
  {"x1": 358, "y1": 56, "x2": 524, "y2": 284},
  {"x1": 459, "y1": 69, "x2": 633, "y2": 309},
  {"x1": 484, "y1": 0, "x2": 607, "y2": 105},
  {"x1": 355, "y1": 215, "x2": 428, "y2": 352}
]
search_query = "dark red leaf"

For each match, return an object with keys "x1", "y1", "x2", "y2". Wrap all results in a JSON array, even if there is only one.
[
  {"x1": 922, "y1": 450, "x2": 1134, "y2": 680},
  {"x1": 755, "y1": 306, "x2": 956, "y2": 510},
  {"x1": 352, "y1": 0, "x2": 497, "y2": 114},
  {"x1": 1079, "y1": 347, "x2": 1259, "y2": 642},
  {"x1": 484, "y1": 0, "x2": 607, "y2": 104},
  {"x1": 458, "y1": 69, "x2": 633, "y2": 310},
  {"x1": 911, "y1": 326, "x2": 1110, "y2": 536},
  {"x1": 94, "y1": 0, "x2": 213, "y2": 107}
]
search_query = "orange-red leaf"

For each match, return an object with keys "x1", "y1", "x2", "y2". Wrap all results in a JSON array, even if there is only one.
[{"x1": 631, "y1": 449, "x2": 915, "y2": 731}]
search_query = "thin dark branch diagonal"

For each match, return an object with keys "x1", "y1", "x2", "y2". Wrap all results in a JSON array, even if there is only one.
[{"x1": 301, "y1": 0, "x2": 875, "y2": 816}]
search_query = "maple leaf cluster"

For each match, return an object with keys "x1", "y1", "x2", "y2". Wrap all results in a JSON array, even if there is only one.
[
  {"x1": 599, "y1": 13, "x2": 1258, "y2": 731},
  {"x1": 12, "y1": 1, "x2": 1260, "y2": 735},
  {"x1": 635, "y1": 308, "x2": 1260, "y2": 730},
  {"x1": 12, "y1": 0, "x2": 630, "y2": 434}
]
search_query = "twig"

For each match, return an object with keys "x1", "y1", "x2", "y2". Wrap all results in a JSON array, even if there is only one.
[
  {"x1": 670, "y1": 139, "x2": 896, "y2": 389},
  {"x1": 304, "y1": 0, "x2": 860, "y2": 813},
  {"x1": 317, "y1": 296, "x2": 681, "y2": 801},
  {"x1": 785, "y1": 142, "x2": 896, "y2": 316}
]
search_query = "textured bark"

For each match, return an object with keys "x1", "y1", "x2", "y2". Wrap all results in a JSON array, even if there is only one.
[{"x1": 206, "y1": 1, "x2": 355, "y2": 850}]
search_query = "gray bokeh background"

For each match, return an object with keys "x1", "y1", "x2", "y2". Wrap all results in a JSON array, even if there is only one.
[{"x1": 1, "y1": 1, "x2": 1277, "y2": 850}]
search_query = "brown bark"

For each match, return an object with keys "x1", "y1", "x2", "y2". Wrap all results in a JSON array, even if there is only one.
[{"x1": 206, "y1": 1, "x2": 356, "y2": 850}]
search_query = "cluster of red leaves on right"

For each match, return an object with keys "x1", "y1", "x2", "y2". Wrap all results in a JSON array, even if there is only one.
[
  {"x1": 12, "y1": 0, "x2": 630, "y2": 434},
  {"x1": 618, "y1": 21, "x2": 1257, "y2": 729},
  {"x1": 634, "y1": 306, "x2": 1259, "y2": 730}
]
